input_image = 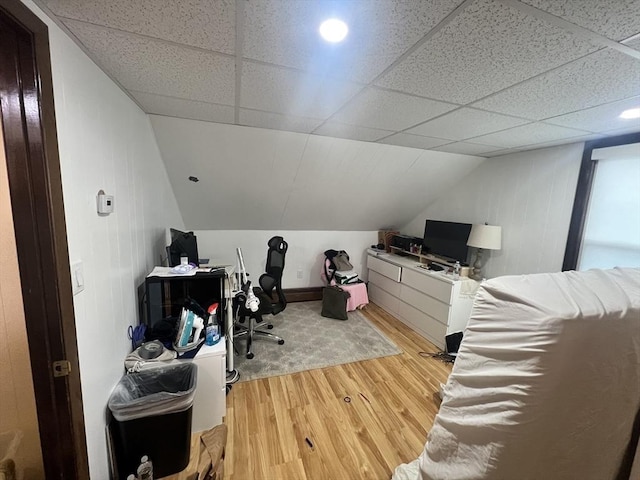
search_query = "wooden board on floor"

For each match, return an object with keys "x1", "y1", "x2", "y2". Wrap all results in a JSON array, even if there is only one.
[{"x1": 160, "y1": 303, "x2": 451, "y2": 480}]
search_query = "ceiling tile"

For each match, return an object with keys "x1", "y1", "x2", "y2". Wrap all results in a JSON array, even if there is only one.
[
  {"x1": 483, "y1": 148, "x2": 525, "y2": 157},
  {"x1": 473, "y1": 49, "x2": 640, "y2": 120},
  {"x1": 242, "y1": 0, "x2": 464, "y2": 83},
  {"x1": 63, "y1": 20, "x2": 235, "y2": 104},
  {"x1": 313, "y1": 122, "x2": 392, "y2": 142},
  {"x1": 379, "y1": 133, "x2": 450, "y2": 150},
  {"x1": 520, "y1": 0, "x2": 640, "y2": 41},
  {"x1": 331, "y1": 88, "x2": 457, "y2": 131},
  {"x1": 543, "y1": 96, "x2": 640, "y2": 132},
  {"x1": 516, "y1": 133, "x2": 604, "y2": 150},
  {"x1": 623, "y1": 36, "x2": 640, "y2": 51},
  {"x1": 131, "y1": 91, "x2": 235, "y2": 124},
  {"x1": 375, "y1": 0, "x2": 600, "y2": 104},
  {"x1": 469, "y1": 122, "x2": 592, "y2": 148},
  {"x1": 407, "y1": 108, "x2": 530, "y2": 140},
  {"x1": 240, "y1": 108, "x2": 322, "y2": 133},
  {"x1": 239, "y1": 109, "x2": 324, "y2": 134},
  {"x1": 599, "y1": 125, "x2": 640, "y2": 136},
  {"x1": 43, "y1": 0, "x2": 236, "y2": 54},
  {"x1": 240, "y1": 62, "x2": 362, "y2": 119},
  {"x1": 433, "y1": 142, "x2": 503, "y2": 156}
]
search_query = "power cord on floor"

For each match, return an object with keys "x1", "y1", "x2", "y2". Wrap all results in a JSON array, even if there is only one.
[{"x1": 419, "y1": 351, "x2": 456, "y2": 364}]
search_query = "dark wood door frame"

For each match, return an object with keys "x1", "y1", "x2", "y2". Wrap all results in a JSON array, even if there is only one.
[{"x1": 0, "y1": 1, "x2": 89, "y2": 478}]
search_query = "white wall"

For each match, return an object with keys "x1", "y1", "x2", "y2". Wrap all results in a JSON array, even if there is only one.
[
  {"x1": 401, "y1": 143, "x2": 584, "y2": 278},
  {"x1": 194, "y1": 230, "x2": 378, "y2": 287},
  {"x1": 23, "y1": 1, "x2": 184, "y2": 477},
  {"x1": 151, "y1": 115, "x2": 485, "y2": 231}
]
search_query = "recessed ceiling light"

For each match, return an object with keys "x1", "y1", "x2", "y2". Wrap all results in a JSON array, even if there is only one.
[
  {"x1": 619, "y1": 107, "x2": 640, "y2": 119},
  {"x1": 319, "y1": 18, "x2": 348, "y2": 43}
]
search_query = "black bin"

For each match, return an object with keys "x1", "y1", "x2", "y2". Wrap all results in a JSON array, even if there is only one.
[{"x1": 108, "y1": 362, "x2": 197, "y2": 478}]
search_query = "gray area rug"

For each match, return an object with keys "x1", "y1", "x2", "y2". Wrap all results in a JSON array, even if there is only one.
[{"x1": 233, "y1": 301, "x2": 401, "y2": 382}]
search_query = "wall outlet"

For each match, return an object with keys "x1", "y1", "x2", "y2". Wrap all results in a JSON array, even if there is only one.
[{"x1": 297, "y1": 269, "x2": 303, "y2": 279}]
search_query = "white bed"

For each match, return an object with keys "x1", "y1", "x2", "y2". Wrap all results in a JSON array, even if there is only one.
[{"x1": 394, "y1": 267, "x2": 640, "y2": 480}]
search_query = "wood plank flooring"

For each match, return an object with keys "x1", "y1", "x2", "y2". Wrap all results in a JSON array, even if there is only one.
[{"x1": 162, "y1": 303, "x2": 452, "y2": 480}]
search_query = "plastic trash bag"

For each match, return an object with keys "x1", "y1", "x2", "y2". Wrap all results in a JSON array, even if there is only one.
[{"x1": 108, "y1": 362, "x2": 197, "y2": 422}]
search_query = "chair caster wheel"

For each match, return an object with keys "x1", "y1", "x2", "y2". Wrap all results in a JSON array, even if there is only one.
[
  {"x1": 278, "y1": 340, "x2": 284, "y2": 345},
  {"x1": 267, "y1": 324, "x2": 274, "y2": 329},
  {"x1": 247, "y1": 352, "x2": 254, "y2": 359}
]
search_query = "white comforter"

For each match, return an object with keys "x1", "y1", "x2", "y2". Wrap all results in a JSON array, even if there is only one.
[{"x1": 395, "y1": 268, "x2": 640, "y2": 480}]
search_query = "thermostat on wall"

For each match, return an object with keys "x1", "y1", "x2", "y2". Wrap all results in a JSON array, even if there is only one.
[{"x1": 97, "y1": 190, "x2": 114, "y2": 215}]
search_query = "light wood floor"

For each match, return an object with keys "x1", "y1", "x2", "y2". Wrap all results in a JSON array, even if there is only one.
[{"x1": 163, "y1": 303, "x2": 451, "y2": 480}]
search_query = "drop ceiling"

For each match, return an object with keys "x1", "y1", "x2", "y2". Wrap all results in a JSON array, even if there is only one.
[{"x1": 36, "y1": 0, "x2": 640, "y2": 157}]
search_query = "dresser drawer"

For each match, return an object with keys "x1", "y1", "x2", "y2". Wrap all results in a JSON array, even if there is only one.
[
  {"x1": 401, "y1": 268, "x2": 453, "y2": 304},
  {"x1": 369, "y1": 283, "x2": 400, "y2": 315},
  {"x1": 368, "y1": 270, "x2": 401, "y2": 297},
  {"x1": 400, "y1": 284, "x2": 450, "y2": 325},
  {"x1": 367, "y1": 255, "x2": 402, "y2": 282},
  {"x1": 398, "y1": 302, "x2": 446, "y2": 350}
]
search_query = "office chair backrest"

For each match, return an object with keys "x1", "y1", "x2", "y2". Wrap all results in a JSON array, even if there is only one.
[
  {"x1": 265, "y1": 236, "x2": 287, "y2": 279},
  {"x1": 259, "y1": 236, "x2": 288, "y2": 314}
]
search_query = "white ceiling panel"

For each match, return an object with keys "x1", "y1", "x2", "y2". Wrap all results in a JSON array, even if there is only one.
[
  {"x1": 470, "y1": 122, "x2": 592, "y2": 148},
  {"x1": 543, "y1": 96, "x2": 640, "y2": 132},
  {"x1": 63, "y1": 19, "x2": 235, "y2": 105},
  {"x1": 43, "y1": 0, "x2": 236, "y2": 53},
  {"x1": 433, "y1": 142, "x2": 504, "y2": 156},
  {"x1": 131, "y1": 91, "x2": 235, "y2": 124},
  {"x1": 313, "y1": 122, "x2": 392, "y2": 142},
  {"x1": 375, "y1": 0, "x2": 600, "y2": 104},
  {"x1": 240, "y1": 61, "x2": 362, "y2": 119},
  {"x1": 473, "y1": 49, "x2": 640, "y2": 120},
  {"x1": 379, "y1": 133, "x2": 451, "y2": 150},
  {"x1": 239, "y1": 109, "x2": 324, "y2": 134},
  {"x1": 407, "y1": 108, "x2": 530, "y2": 141},
  {"x1": 331, "y1": 88, "x2": 457, "y2": 131},
  {"x1": 623, "y1": 36, "x2": 640, "y2": 52},
  {"x1": 520, "y1": 0, "x2": 640, "y2": 41},
  {"x1": 242, "y1": 0, "x2": 465, "y2": 83}
]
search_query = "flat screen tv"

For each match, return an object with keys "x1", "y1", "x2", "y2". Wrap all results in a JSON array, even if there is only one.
[
  {"x1": 168, "y1": 228, "x2": 199, "y2": 267},
  {"x1": 422, "y1": 220, "x2": 472, "y2": 264}
]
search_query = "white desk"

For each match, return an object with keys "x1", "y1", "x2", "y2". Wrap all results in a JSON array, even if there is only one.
[{"x1": 190, "y1": 340, "x2": 226, "y2": 432}]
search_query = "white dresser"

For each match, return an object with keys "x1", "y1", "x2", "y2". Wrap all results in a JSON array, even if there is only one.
[{"x1": 367, "y1": 250, "x2": 477, "y2": 350}]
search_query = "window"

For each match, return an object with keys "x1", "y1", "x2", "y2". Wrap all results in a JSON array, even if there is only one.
[{"x1": 563, "y1": 132, "x2": 640, "y2": 271}]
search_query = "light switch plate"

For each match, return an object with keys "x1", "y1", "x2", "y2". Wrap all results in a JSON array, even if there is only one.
[{"x1": 71, "y1": 260, "x2": 84, "y2": 295}]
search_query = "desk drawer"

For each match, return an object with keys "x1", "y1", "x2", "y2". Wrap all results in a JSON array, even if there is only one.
[
  {"x1": 368, "y1": 270, "x2": 401, "y2": 297},
  {"x1": 367, "y1": 256, "x2": 401, "y2": 282},
  {"x1": 401, "y1": 269, "x2": 453, "y2": 304},
  {"x1": 400, "y1": 285, "x2": 450, "y2": 325}
]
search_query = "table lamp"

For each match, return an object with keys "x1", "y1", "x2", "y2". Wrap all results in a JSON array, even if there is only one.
[{"x1": 467, "y1": 224, "x2": 502, "y2": 281}]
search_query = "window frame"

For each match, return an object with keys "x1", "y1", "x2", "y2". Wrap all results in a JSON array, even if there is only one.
[{"x1": 562, "y1": 131, "x2": 640, "y2": 271}]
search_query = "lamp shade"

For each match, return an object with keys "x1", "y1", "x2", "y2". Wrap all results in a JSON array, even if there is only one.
[{"x1": 467, "y1": 224, "x2": 502, "y2": 250}]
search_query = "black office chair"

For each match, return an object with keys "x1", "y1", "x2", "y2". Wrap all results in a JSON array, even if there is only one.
[{"x1": 234, "y1": 236, "x2": 287, "y2": 359}]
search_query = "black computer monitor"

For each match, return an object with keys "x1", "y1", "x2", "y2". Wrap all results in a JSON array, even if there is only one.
[{"x1": 168, "y1": 228, "x2": 199, "y2": 266}]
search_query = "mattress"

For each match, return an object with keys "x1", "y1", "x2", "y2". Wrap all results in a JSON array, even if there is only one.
[{"x1": 397, "y1": 268, "x2": 640, "y2": 480}]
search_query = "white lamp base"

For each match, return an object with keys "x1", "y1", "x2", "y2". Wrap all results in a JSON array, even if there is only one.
[{"x1": 470, "y1": 248, "x2": 485, "y2": 281}]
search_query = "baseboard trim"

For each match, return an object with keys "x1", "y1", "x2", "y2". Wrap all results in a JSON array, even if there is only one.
[{"x1": 284, "y1": 287, "x2": 323, "y2": 302}]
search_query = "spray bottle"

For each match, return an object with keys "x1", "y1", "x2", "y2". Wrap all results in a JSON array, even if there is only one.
[{"x1": 205, "y1": 302, "x2": 220, "y2": 346}]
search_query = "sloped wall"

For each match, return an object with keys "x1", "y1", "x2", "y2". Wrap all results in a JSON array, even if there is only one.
[
  {"x1": 150, "y1": 115, "x2": 485, "y2": 231},
  {"x1": 401, "y1": 143, "x2": 584, "y2": 278},
  {"x1": 23, "y1": 1, "x2": 184, "y2": 477}
]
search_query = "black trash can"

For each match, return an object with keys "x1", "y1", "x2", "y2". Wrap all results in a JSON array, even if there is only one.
[{"x1": 108, "y1": 362, "x2": 197, "y2": 479}]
